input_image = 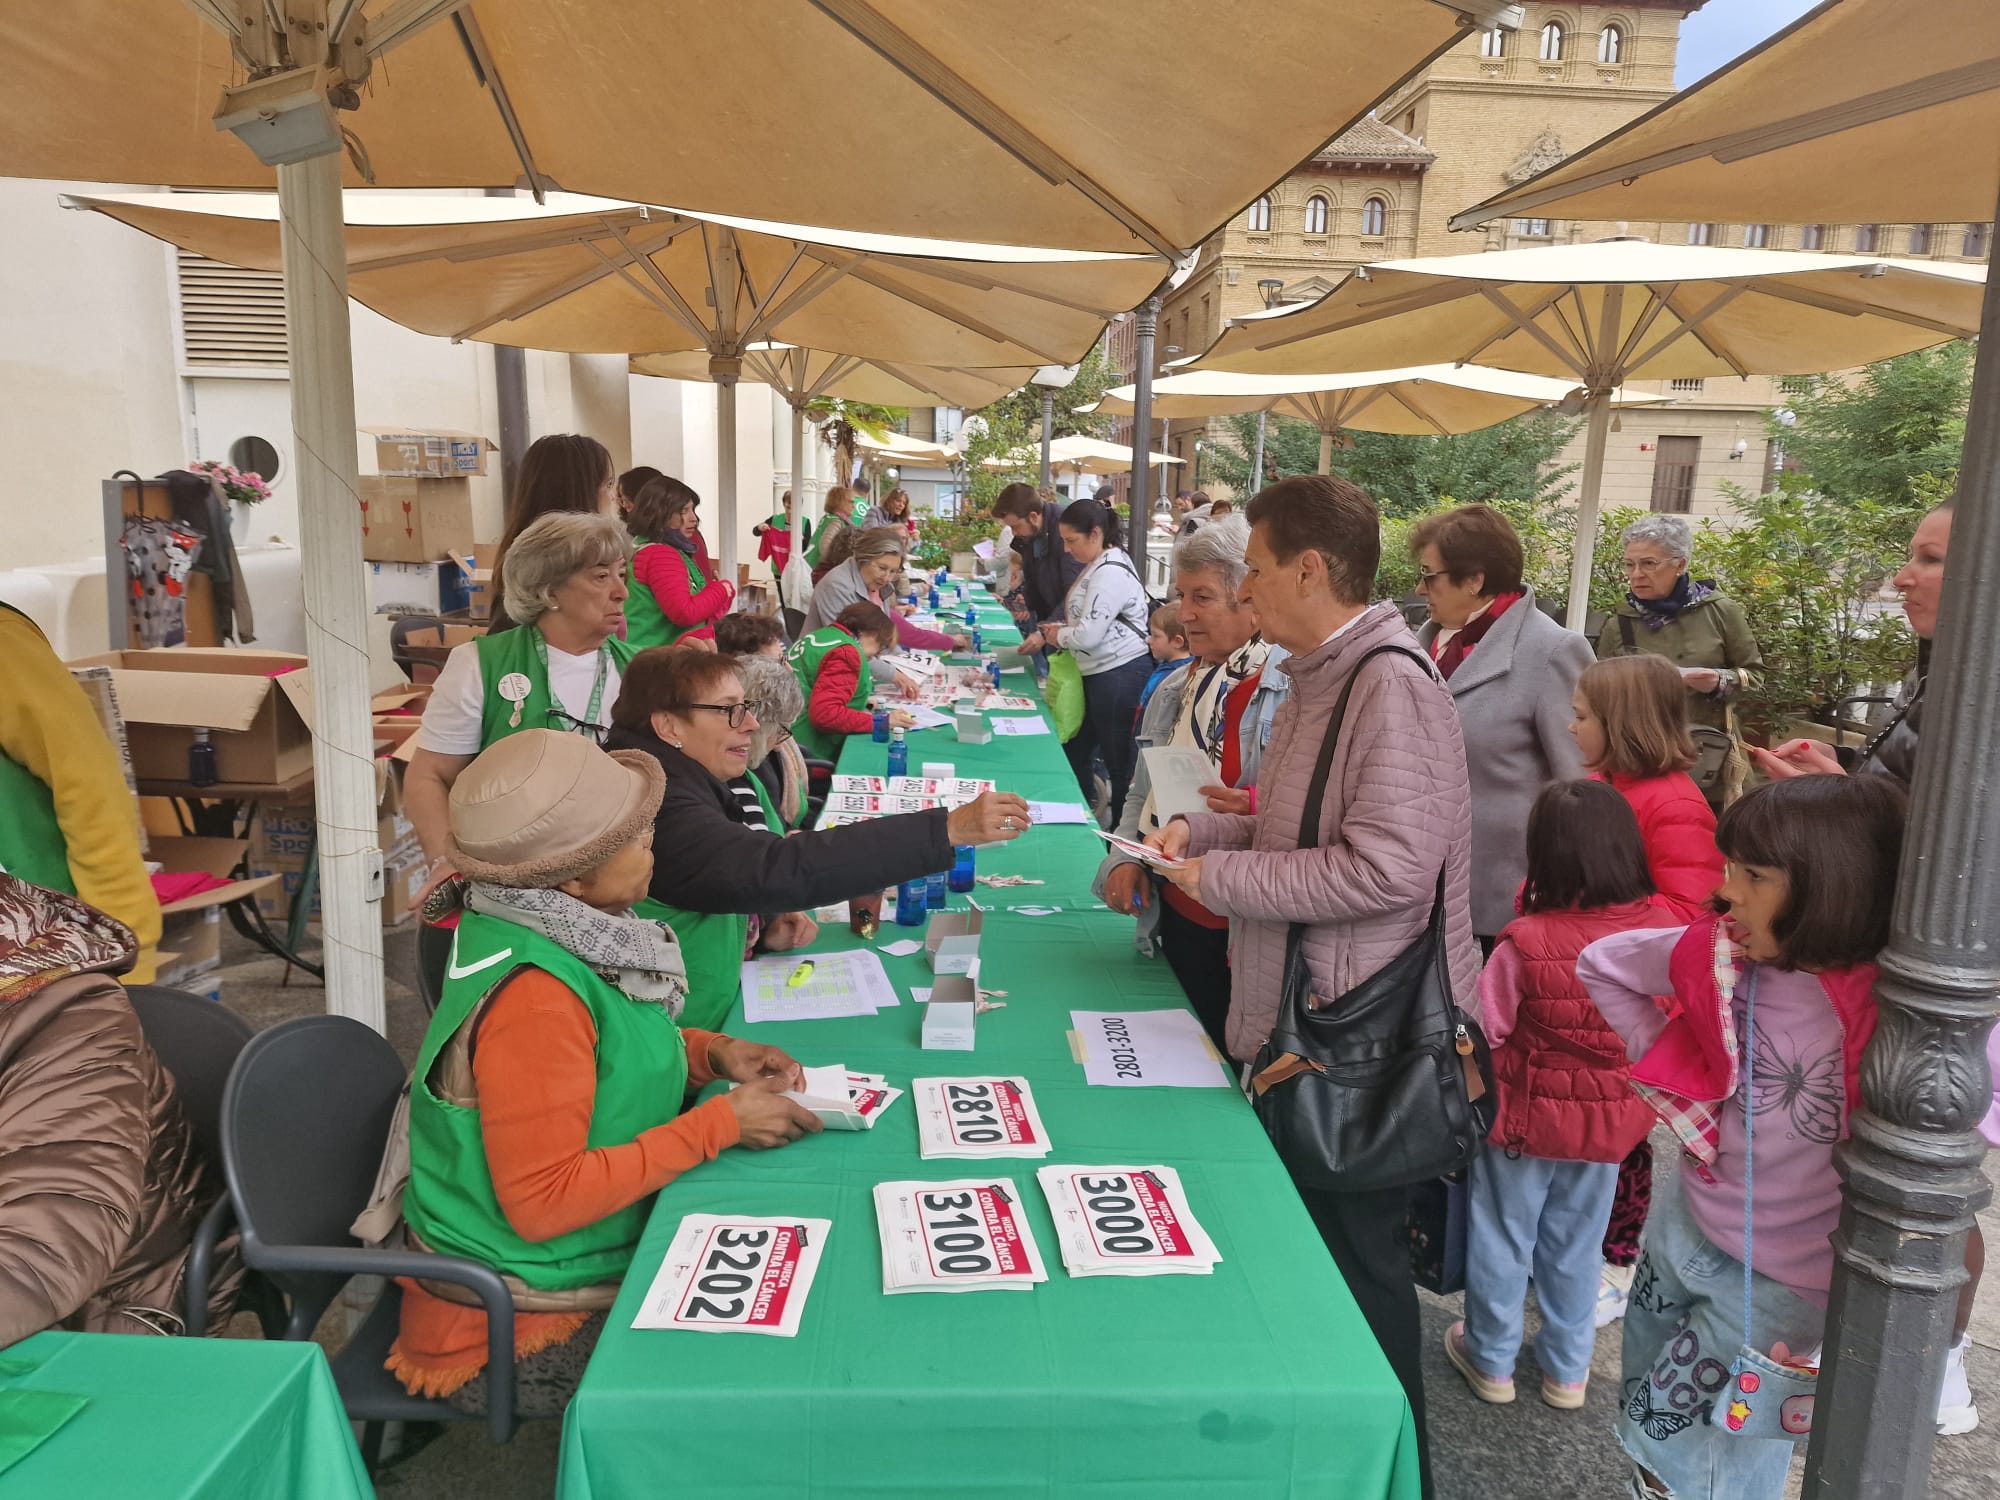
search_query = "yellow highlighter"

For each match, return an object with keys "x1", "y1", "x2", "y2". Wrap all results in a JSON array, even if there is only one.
[{"x1": 786, "y1": 960, "x2": 815, "y2": 988}]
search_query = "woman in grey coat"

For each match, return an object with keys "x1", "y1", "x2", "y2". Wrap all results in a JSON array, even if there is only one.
[{"x1": 1410, "y1": 505, "x2": 1593, "y2": 950}]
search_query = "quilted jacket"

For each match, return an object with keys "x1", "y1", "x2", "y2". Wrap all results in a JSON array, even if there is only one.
[
  {"x1": 0, "y1": 876, "x2": 237, "y2": 1346},
  {"x1": 1183, "y1": 603, "x2": 1482, "y2": 1063}
]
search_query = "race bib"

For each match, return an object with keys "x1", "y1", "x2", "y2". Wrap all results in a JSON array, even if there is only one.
[
  {"x1": 914, "y1": 1076, "x2": 1051, "y2": 1158},
  {"x1": 873, "y1": 1178, "x2": 1048, "y2": 1292},
  {"x1": 631, "y1": 1214, "x2": 831, "y2": 1335}
]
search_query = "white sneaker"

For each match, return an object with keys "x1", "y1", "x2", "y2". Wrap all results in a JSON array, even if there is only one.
[
  {"x1": 1937, "y1": 1333, "x2": 1980, "y2": 1436},
  {"x1": 1596, "y1": 1264, "x2": 1634, "y2": 1328}
]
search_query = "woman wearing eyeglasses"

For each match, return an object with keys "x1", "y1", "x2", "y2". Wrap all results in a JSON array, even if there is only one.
[
  {"x1": 606, "y1": 647, "x2": 1031, "y2": 1029},
  {"x1": 407, "y1": 511, "x2": 637, "y2": 877}
]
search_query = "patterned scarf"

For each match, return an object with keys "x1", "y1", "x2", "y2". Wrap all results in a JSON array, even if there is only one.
[
  {"x1": 438, "y1": 880, "x2": 689, "y2": 1018},
  {"x1": 1629, "y1": 573, "x2": 1716, "y2": 630},
  {"x1": 1185, "y1": 636, "x2": 1270, "y2": 759},
  {"x1": 0, "y1": 874, "x2": 136, "y2": 1002}
]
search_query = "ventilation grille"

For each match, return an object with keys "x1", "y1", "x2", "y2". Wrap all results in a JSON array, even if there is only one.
[{"x1": 176, "y1": 250, "x2": 290, "y2": 368}]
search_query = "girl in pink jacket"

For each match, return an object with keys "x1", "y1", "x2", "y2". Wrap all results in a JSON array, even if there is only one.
[{"x1": 1580, "y1": 775, "x2": 1907, "y2": 1500}]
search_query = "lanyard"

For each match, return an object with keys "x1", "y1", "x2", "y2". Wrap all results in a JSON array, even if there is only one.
[{"x1": 532, "y1": 630, "x2": 612, "y2": 741}]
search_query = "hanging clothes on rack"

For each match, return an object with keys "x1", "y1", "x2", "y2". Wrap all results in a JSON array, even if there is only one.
[
  {"x1": 160, "y1": 470, "x2": 256, "y2": 643},
  {"x1": 120, "y1": 515, "x2": 204, "y2": 647}
]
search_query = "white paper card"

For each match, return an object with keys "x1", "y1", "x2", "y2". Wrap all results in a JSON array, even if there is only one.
[
  {"x1": 1035, "y1": 1165, "x2": 1221, "y2": 1276},
  {"x1": 1027, "y1": 801, "x2": 1093, "y2": 826},
  {"x1": 989, "y1": 715, "x2": 1049, "y2": 737},
  {"x1": 1141, "y1": 745, "x2": 1222, "y2": 823},
  {"x1": 1095, "y1": 829, "x2": 1185, "y2": 870},
  {"x1": 914, "y1": 1076, "x2": 1051, "y2": 1158},
  {"x1": 879, "y1": 938, "x2": 924, "y2": 957},
  {"x1": 741, "y1": 949, "x2": 899, "y2": 1023},
  {"x1": 1070, "y1": 1009, "x2": 1231, "y2": 1088},
  {"x1": 873, "y1": 1178, "x2": 1047, "y2": 1292},
  {"x1": 632, "y1": 1215, "x2": 831, "y2": 1334}
]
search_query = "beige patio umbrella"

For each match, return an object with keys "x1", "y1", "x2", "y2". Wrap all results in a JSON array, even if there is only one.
[
  {"x1": 1089, "y1": 365, "x2": 1661, "y2": 476},
  {"x1": 1194, "y1": 239, "x2": 1987, "y2": 623},
  {"x1": 1445, "y1": 0, "x2": 1998, "y2": 233},
  {"x1": 985, "y1": 434, "x2": 1183, "y2": 500},
  {"x1": 63, "y1": 190, "x2": 1160, "y2": 577}
]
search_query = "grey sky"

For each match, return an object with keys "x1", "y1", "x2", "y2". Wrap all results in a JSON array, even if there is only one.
[{"x1": 1676, "y1": 0, "x2": 1825, "y2": 86}]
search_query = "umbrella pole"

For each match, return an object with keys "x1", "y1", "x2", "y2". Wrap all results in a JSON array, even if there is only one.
[
  {"x1": 1128, "y1": 294, "x2": 1160, "y2": 581},
  {"x1": 712, "y1": 356, "x2": 741, "y2": 585},
  {"x1": 1249, "y1": 411, "x2": 1268, "y2": 494},
  {"x1": 1804, "y1": 188, "x2": 2000, "y2": 1499},
  {"x1": 1562, "y1": 389, "x2": 1614, "y2": 630},
  {"x1": 275, "y1": 150, "x2": 384, "y2": 1031},
  {"x1": 1317, "y1": 430, "x2": 1333, "y2": 476},
  {"x1": 1040, "y1": 389, "x2": 1055, "y2": 488}
]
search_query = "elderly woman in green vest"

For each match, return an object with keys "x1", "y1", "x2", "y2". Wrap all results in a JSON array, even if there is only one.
[
  {"x1": 625, "y1": 475, "x2": 736, "y2": 649},
  {"x1": 606, "y1": 648, "x2": 1029, "y2": 1030},
  {"x1": 407, "y1": 511, "x2": 638, "y2": 880},
  {"x1": 389, "y1": 728, "x2": 820, "y2": 1415},
  {"x1": 786, "y1": 601, "x2": 910, "y2": 761},
  {"x1": 1594, "y1": 513, "x2": 1761, "y2": 733}
]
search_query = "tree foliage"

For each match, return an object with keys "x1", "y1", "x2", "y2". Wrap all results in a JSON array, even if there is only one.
[
  {"x1": 957, "y1": 341, "x2": 1123, "y2": 513},
  {"x1": 1774, "y1": 342, "x2": 1972, "y2": 507}
]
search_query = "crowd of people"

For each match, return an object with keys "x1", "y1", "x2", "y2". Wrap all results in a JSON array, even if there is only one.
[{"x1": 0, "y1": 423, "x2": 1984, "y2": 1500}]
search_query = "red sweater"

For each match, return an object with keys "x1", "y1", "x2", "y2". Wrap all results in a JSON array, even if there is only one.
[
  {"x1": 635, "y1": 541, "x2": 733, "y2": 630},
  {"x1": 810, "y1": 639, "x2": 874, "y2": 738},
  {"x1": 1597, "y1": 769, "x2": 1722, "y2": 921}
]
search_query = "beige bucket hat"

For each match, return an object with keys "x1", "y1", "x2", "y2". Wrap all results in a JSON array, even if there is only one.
[{"x1": 448, "y1": 729, "x2": 663, "y2": 888}]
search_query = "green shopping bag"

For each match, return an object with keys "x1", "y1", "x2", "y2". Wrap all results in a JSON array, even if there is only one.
[{"x1": 1043, "y1": 649, "x2": 1086, "y2": 743}]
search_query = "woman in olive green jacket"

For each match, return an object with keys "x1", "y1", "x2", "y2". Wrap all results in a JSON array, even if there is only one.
[{"x1": 1594, "y1": 513, "x2": 1761, "y2": 733}]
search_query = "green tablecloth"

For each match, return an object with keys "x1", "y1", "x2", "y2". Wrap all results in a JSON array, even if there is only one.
[
  {"x1": 558, "y1": 585, "x2": 1419, "y2": 1500},
  {"x1": 0, "y1": 1332, "x2": 373, "y2": 1499}
]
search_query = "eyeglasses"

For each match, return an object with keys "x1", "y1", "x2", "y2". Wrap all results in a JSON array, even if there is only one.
[
  {"x1": 688, "y1": 702, "x2": 756, "y2": 729},
  {"x1": 1416, "y1": 567, "x2": 1450, "y2": 586},
  {"x1": 1623, "y1": 557, "x2": 1674, "y2": 575}
]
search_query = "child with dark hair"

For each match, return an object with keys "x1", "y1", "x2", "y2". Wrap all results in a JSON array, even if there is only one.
[
  {"x1": 1446, "y1": 780, "x2": 1684, "y2": 1413},
  {"x1": 713, "y1": 612, "x2": 787, "y2": 658},
  {"x1": 1581, "y1": 774, "x2": 1909, "y2": 1500}
]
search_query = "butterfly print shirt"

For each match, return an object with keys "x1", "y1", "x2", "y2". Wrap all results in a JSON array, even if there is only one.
[{"x1": 1583, "y1": 925, "x2": 1849, "y2": 1305}]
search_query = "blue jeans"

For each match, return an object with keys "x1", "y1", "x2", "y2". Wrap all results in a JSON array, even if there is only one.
[
  {"x1": 1464, "y1": 1149, "x2": 1617, "y2": 1384},
  {"x1": 1618, "y1": 1187, "x2": 1823, "y2": 1500}
]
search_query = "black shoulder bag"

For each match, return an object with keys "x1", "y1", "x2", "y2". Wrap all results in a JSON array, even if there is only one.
[{"x1": 1249, "y1": 644, "x2": 1493, "y2": 1194}]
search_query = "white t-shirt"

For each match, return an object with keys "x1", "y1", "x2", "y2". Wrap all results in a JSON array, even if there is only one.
[{"x1": 416, "y1": 636, "x2": 626, "y2": 755}]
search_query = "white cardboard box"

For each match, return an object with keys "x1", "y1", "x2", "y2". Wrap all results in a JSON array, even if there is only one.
[
  {"x1": 925, "y1": 911, "x2": 984, "y2": 975},
  {"x1": 922, "y1": 978, "x2": 978, "y2": 1050}
]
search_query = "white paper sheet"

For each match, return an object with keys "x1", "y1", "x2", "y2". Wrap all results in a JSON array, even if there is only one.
[
  {"x1": 632, "y1": 1215, "x2": 831, "y2": 1334},
  {"x1": 741, "y1": 949, "x2": 899, "y2": 1023},
  {"x1": 903, "y1": 705, "x2": 956, "y2": 732},
  {"x1": 1070, "y1": 1009, "x2": 1231, "y2": 1088},
  {"x1": 1095, "y1": 829, "x2": 1185, "y2": 870},
  {"x1": 879, "y1": 938, "x2": 924, "y2": 958},
  {"x1": 1141, "y1": 745, "x2": 1222, "y2": 823},
  {"x1": 1027, "y1": 801, "x2": 1093, "y2": 826},
  {"x1": 989, "y1": 715, "x2": 1050, "y2": 737}
]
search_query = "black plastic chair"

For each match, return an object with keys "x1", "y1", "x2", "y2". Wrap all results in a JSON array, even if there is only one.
[
  {"x1": 389, "y1": 613, "x2": 446, "y2": 683},
  {"x1": 220, "y1": 1015, "x2": 519, "y2": 1461},
  {"x1": 124, "y1": 985, "x2": 285, "y2": 1339}
]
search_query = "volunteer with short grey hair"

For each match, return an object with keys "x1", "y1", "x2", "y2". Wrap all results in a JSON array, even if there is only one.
[{"x1": 1595, "y1": 513, "x2": 1762, "y2": 733}]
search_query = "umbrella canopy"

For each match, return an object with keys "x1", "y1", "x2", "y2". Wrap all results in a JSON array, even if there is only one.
[
  {"x1": 855, "y1": 429, "x2": 960, "y2": 467},
  {"x1": 1446, "y1": 0, "x2": 2000, "y2": 231},
  {"x1": 1193, "y1": 239, "x2": 1987, "y2": 622},
  {"x1": 1088, "y1": 365, "x2": 1660, "y2": 434},
  {"x1": 3, "y1": 0, "x2": 1471, "y2": 257},
  {"x1": 985, "y1": 434, "x2": 1182, "y2": 476},
  {"x1": 631, "y1": 348, "x2": 1030, "y2": 413},
  {"x1": 63, "y1": 191, "x2": 1161, "y2": 368}
]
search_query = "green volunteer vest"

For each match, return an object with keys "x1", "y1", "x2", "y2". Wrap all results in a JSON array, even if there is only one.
[
  {"x1": 624, "y1": 541, "x2": 709, "y2": 650},
  {"x1": 631, "y1": 777, "x2": 782, "y2": 1030},
  {"x1": 786, "y1": 625, "x2": 870, "y2": 761},
  {"x1": 0, "y1": 749, "x2": 75, "y2": 895},
  {"x1": 475, "y1": 626, "x2": 637, "y2": 749},
  {"x1": 403, "y1": 910, "x2": 691, "y2": 1289}
]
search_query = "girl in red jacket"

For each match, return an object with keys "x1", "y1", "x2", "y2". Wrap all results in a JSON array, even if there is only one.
[
  {"x1": 1447, "y1": 780, "x2": 1681, "y2": 1412},
  {"x1": 1569, "y1": 652, "x2": 1727, "y2": 1325}
]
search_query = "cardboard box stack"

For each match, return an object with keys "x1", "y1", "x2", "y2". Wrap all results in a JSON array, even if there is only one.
[
  {"x1": 151, "y1": 835, "x2": 281, "y2": 988},
  {"x1": 359, "y1": 426, "x2": 493, "y2": 565},
  {"x1": 64, "y1": 649, "x2": 314, "y2": 786}
]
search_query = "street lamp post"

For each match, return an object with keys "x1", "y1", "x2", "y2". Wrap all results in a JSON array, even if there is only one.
[
  {"x1": 1029, "y1": 364, "x2": 1074, "y2": 492},
  {"x1": 1248, "y1": 278, "x2": 1286, "y2": 495},
  {"x1": 1804, "y1": 180, "x2": 2000, "y2": 1497},
  {"x1": 1128, "y1": 294, "x2": 1161, "y2": 580}
]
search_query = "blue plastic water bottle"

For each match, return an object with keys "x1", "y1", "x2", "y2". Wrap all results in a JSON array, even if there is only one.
[
  {"x1": 926, "y1": 871, "x2": 947, "y2": 910},
  {"x1": 948, "y1": 845, "x2": 976, "y2": 893},
  {"x1": 895, "y1": 879, "x2": 927, "y2": 926},
  {"x1": 872, "y1": 707, "x2": 890, "y2": 743},
  {"x1": 935, "y1": 565, "x2": 948, "y2": 586},
  {"x1": 908, "y1": 589, "x2": 919, "y2": 609},
  {"x1": 928, "y1": 585, "x2": 940, "y2": 610},
  {"x1": 986, "y1": 655, "x2": 1002, "y2": 691},
  {"x1": 971, "y1": 625, "x2": 984, "y2": 654},
  {"x1": 964, "y1": 602, "x2": 978, "y2": 627},
  {"x1": 886, "y1": 727, "x2": 908, "y2": 778}
]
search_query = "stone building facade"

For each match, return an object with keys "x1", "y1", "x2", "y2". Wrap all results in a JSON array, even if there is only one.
[{"x1": 1117, "y1": 0, "x2": 1990, "y2": 521}]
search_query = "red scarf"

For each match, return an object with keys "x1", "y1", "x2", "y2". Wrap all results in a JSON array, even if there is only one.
[{"x1": 1431, "y1": 592, "x2": 1521, "y2": 680}]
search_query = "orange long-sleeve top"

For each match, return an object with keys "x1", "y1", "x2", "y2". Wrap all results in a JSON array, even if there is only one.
[{"x1": 388, "y1": 970, "x2": 739, "y2": 1397}]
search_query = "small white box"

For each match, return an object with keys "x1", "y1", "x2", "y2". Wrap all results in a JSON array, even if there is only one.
[
  {"x1": 955, "y1": 709, "x2": 990, "y2": 744},
  {"x1": 922, "y1": 976, "x2": 978, "y2": 1050},
  {"x1": 925, "y1": 911, "x2": 984, "y2": 975},
  {"x1": 922, "y1": 761, "x2": 956, "y2": 780}
]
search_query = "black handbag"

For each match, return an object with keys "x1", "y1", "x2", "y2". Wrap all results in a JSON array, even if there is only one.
[{"x1": 1250, "y1": 644, "x2": 1494, "y2": 1194}]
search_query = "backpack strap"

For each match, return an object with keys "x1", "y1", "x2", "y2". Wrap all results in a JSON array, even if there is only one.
[{"x1": 1618, "y1": 615, "x2": 1636, "y2": 654}]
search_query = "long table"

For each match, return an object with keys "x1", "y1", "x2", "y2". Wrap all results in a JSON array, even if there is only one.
[
  {"x1": 0, "y1": 1331, "x2": 372, "y2": 1499},
  {"x1": 557, "y1": 587, "x2": 1418, "y2": 1499}
]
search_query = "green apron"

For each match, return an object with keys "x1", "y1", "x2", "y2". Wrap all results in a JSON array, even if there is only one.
[
  {"x1": 785, "y1": 625, "x2": 870, "y2": 761},
  {"x1": 403, "y1": 911, "x2": 691, "y2": 1289},
  {"x1": 475, "y1": 627, "x2": 637, "y2": 748},
  {"x1": 632, "y1": 777, "x2": 782, "y2": 1031},
  {"x1": 625, "y1": 541, "x2": 710, "y2": 650}
]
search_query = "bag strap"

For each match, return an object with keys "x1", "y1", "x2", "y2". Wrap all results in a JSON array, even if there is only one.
[
  {"x1": 1740, "y1": 964, "x2": 1761, "y2": 1354},
  {"x1": 1296, "y1": 644, "x2": 1432, "y2": 851},
  {"x1": 1618, "y1": 614, "x2": 1636, "y2": 654}
]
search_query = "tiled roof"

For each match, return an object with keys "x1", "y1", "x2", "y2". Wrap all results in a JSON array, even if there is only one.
[{"x1": 1313, "y1": 115, "x2": 1436, "y2": 164}]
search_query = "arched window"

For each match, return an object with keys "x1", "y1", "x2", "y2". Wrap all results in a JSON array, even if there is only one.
[
  {"x1": 1540, "y1": 20, "x2": 1565, "y2": 60},
  {"x1": 1909, "y1": 223, "x2": 1934, "y2": 255},
  {"x1": 1800, "y1": 224, "x2": 1825, "y2": 251},
  {"x1": 1480, "y1": 27, "x2": 1506, "y2": 58},
  {"x1": 1304, "y1": 196, "x2": 1329, "y2": 235},
  {"x1": 1361, "y1": 197, "x2": 1388, "y2": 237},
  {"x1": 1686, "y1": 222, "x2": 1714, "y2": 246},
  {"x1": 1855, "y1": 223, "x2": 1879, "y2": 253},
  {"x1": 1246, "y1": 195, "x2": 1271, "y2": 232},
  {"x1": 1597, "y1": 24, "x2": 1625, "y2": 63},
  {"x1": 1966, "y1": 224, "x2": 1993, "y2": 258}
]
